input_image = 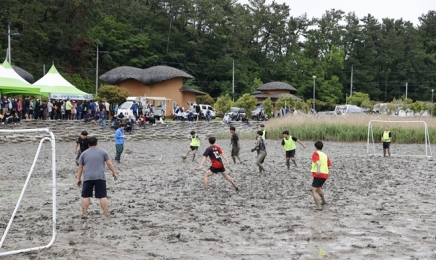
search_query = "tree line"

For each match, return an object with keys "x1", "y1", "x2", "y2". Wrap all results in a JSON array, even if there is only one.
[{"x1": 1, "y1": 0, "x2": 435, "y2": 111}]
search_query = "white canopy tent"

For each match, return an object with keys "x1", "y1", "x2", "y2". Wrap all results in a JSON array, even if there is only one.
[{"x1": 32, "y1": 65, "x2": 92, "y2": 100}]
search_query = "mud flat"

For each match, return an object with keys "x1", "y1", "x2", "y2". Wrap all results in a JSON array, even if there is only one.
[{"x1": 0, "y1": 130, "x2": 436, "y2": 259}]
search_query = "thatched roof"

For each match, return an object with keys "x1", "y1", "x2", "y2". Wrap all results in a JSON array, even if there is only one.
[
  {"x1": 179, "y1": 86, "x2": 206, "y2": 95},
  {"x1": 142, "y1": 66, "x2": 194, "y2": 85},
  {"x1": 257, "y1": 82, "x2": 297, "y2": 93},
  {"x1": 99, "y1": 65, "x2": 194, "y2": 85},
  {"x1": 253, "y1": 93, "x2": 301, "y2": 100},
  {"x1": 12, "y1": 65, "x2": 34, "y2": 83},
  {"x1": 99, "y1": 66, "x2": 146, "y2": 85}
]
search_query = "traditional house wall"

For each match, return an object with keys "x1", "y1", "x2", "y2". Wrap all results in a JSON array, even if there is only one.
[
  {"x1": 260, "y1": 90, "x2": 292, "y2": 95},
  {"x1": 118, "y1": 77, "x2": 189, "y2": 116}
]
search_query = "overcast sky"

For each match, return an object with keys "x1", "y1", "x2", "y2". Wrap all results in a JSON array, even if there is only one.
[{"x1": 237, "y1": 0, "x2": 435, "y2": 26}]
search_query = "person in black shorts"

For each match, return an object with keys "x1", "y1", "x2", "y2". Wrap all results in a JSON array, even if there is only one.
[
  {"x1": 281, "y1": 130, "x2": 306, "y2": 169},
  {"x1": 74, "y1": 131, "x2": 89, "y2": 166},
  {"x1": 77, "y1": 136, "x2": 117, "y2": 218},
  {"x1": 229, "y1": 126, "x2": 243, "y2": 164},
  {"x1": 311, "y1": 141, "x2": 332, "y2": 210},
  {"x1": 198, "y1": 137, "x2": 239, "y2": 191},
  {"x1": 182, "y1": 131, "x2": 201, "y2": 161},
  {"x1": 382, "y1": 126, "x2": 392, "y2": 157}
]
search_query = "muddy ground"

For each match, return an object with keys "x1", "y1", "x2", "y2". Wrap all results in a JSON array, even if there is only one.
[{"x1": 0, "y1": 124, "x2": 436, "y2": 259}]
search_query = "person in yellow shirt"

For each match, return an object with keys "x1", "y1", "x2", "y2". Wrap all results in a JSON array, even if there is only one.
[
  {"x1": 381, "y1": 126, "x2": 392, "y2": 157},
  {"x1": 182, "y1": 131, "x2": 201, "y2": 161},
  {"x1": 311, "y1": 141, "x2": 332, "y2": 210},
  {"x1": 281, "y1": 130, "x2": 306, "y2": 170}
]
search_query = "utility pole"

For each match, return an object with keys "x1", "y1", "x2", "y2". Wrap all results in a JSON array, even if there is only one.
[
  {"x1": 232, "y1": 59, "x2": 235, "y2": 102},
  {"x1": 312, "y1": 76, "x2": 316, "y2": 112},
  {"x1": 95, "y1": 45, "x2": 110, "y2": 95},
  {"x1": 7, "y1": 23, "x2": 11, "y2": 64},
  {"x1": 350, "y1": 64, "x2": 353, "y2": 96},
  {"x1": 96, "y1": 45, "x2": 99, "y2": 95},
  {"x1": 405, "y1": 82, "x2": 408, "y2": 99}
]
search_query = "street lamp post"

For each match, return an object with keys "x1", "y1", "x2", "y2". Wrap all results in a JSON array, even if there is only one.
[
  {"x1": 312, "y1": 76, "x2": 316, "y2": 113},
  {"x1": 7, "y1": 23, "x2": 22, "y2": 64},
  {"x1": 432, "y1": 89, "x2": 434, "y2": 116}
]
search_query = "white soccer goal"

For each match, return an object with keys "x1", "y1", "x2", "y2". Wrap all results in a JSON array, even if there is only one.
[
  {"x1": 367, "y1": 120, "x2": 432, "y2": 157},
  {"x1": 0, "y1": 128, "x2": 57, "y2": 257}
]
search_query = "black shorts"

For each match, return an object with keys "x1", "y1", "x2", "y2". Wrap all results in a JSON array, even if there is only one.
[
  {"x1": 82, "y1": 180, "x2": 107, "y2": 198},
  {"x1": 285, "y1": 150, "x2": 296, "y2": 158},
  {"x1": 231, "y1": 147, "x2": 240, "y2": 156},
  {"x1": 312, "y1": 178, "x2": 326, "y2": 188},
  {"x1": 383, "y1": 142, "x2": 391, "y2": 149},
  {"x1": 190, "y1": 146, "x2": 199, "y2": 151},
  {"x1": 209, "y1": 166, "x2": 225, "y2": 174}
]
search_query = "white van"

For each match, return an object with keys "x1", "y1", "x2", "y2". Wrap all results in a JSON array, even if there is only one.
[
  {"x1": 199, "y1": 104, "x2": 216, "y2": 119},
  {"x1": 117, "y1": 96, "x2": 170, "y2": 119}
]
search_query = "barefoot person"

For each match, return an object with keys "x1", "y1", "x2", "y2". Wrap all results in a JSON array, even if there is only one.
[
  {"x1": 251, "y1": 131, "x2": 267, "y2": 175},
  {"x1": 382, "y1": 126, "x2": 392, "y2": 157},
  {"x1": 114, "y1": 124, "x2": 125, "y2": 163},
  {"x1": 281, "y1": 130, "x2": 306, "y2": 170},
  {"x1": 198, "y1": 137, "x2": 239, "y2": 191},
  {"x1": 229, "y1": 126, "x2": 243, "y2": 164},
  {"x1": 74, "y1": 131, "x2": 89, "y2": 166},
  {"x1": 311, "y1": 141, "x2": 332, "y2": 210},
  {"x1": 182, "y1": 131, "x2": 200, "y2": 161},
  {"x1": 77, "y1": 136, "x2": 117, "y2": 217}
]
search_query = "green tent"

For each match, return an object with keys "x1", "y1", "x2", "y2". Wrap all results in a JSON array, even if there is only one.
[
  {"x1": 0, "y1": 61, "x2": 41, "y2": 95},
  {"x1": 33, "y1": 65, "x2": 92, "y2": 100}
]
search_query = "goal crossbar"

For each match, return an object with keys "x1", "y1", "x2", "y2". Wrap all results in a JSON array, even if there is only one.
[
  {"x1": 367, "y1": 120, "x2": 432, "y2": 157},
  {"x1": 0, "y1": 128, "x2": 57, "y2": 257}
]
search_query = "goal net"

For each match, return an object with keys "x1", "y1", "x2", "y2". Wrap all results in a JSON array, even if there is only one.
[
  {"x1": 0, "y1": 128, "x2": 57, "y2": 257},
  {"x1": 367, "y1": 120, "x2": 432, "y2": 158}
]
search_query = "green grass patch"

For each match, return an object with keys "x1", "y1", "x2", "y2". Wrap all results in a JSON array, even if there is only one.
[{"x1": 216, "y1": 114, "x2": 436, "y2": 143}]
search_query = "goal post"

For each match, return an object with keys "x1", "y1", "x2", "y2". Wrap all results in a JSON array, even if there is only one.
[
  {"x1": 367, "y1": 120, "x2": 432, "y2": 158},
  {"x1": 0, "y1": 128, "x2": 57, "y2": 257}
]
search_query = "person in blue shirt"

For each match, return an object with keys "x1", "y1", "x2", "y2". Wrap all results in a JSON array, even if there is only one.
[
  {"x1": 131, "y1": 101, "x2": 138, "y2": 120},
  {"x1": 114, "y1": 124, "x2": 125, "y2": 163}
]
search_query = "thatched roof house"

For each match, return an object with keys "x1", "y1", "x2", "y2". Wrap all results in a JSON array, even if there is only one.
[
  {"x1": 99, "y1": 65, "x2": 194, "y2": 86},
  {"x1": 252, "y1": 82, "x2": 300, "y2": 103},
  {"x1": 99, "y1": 65, "x2": 201, "y2": 116}
]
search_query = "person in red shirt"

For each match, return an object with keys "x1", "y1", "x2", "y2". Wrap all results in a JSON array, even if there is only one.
[
  {"x1": 198, "y1": 137, "x2": 239, "y2": 191},
  {"x1": 311, "y1": 141, "x2": 332, "y2": 210}
]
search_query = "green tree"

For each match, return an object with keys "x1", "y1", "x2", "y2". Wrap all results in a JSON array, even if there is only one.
[
  {"x1": 275, "y1": 96, "x2": 295, "y2": 110},
  {"x1": 214, "y1": 94, "x2": 233, "y2": 115},
  {"x1": 234, "y1": 93, "x2": 257, "y2": 114},
  {"x1": 262, "y1": 98, "x2": 272, "y2": 116},
  {"x1": 347, "y1": 92, "x2": 370, "y2": 106},
  {"x1": 97, "y1": 84, "x2": 129, "y2": 105},
  {"x1": 196, "y1": 94, "x2": 215, "y2": 106}
]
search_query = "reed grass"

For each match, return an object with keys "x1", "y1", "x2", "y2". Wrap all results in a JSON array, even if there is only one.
[{"x1": 216, "y1": 114, "x2": 436, "y2": 143}]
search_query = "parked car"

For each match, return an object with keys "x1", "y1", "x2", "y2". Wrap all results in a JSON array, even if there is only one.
[
  {"x1": 198, "y1": 104, "x2": 216, "y2": 119},
  {"x1": 251, "y1": 105, "x2": 268, "y2": 121},
  {"x1": 227, "y1": 107, "x2": 246, "y2": 121}
]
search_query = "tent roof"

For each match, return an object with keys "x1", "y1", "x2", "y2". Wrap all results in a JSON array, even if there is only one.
[
  {"x1": 0, "y1": 61, "x2": 40, "y2": 95},
  {"x1": 33, "y1": 65, "x2": 91, "y2": 98}
]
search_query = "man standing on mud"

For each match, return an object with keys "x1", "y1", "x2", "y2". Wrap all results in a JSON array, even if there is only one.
[
  {"x1": 114, "y1": 124, "x2": 125, "y2": 163},
  {"x1": 251, "y1": 131, "x2": 267, "y2": 175},
  {"x1": 230, "y1": 126, "x2": 243, "y2": 164},
  {"x1": 311, "y1": 141, "x2": 332, "y2": 210},
  {"x1": 382, "y1": 126, "x2": 392, "y2": 157},
  {"x1": 75, "y1": 131, "x2": 89, "y2": 166},
  {"x1": 198, "y1": 137, "x2": 239, "y2": 191},
  {"x1": 282, "y1": 130, "x2": 306, "y2": 170},
  {"x1": 77, "y1": 136, "x2": 117, "y2": 218}
]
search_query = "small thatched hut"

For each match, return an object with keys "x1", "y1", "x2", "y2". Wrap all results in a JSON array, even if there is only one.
[{"x1": 100, "y1": 65, "x2": 202, "y2": 116}]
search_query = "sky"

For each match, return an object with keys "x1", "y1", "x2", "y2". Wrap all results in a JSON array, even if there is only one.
[{"x1": 238, "y1": 0, "x2": 435, "y2": 26}]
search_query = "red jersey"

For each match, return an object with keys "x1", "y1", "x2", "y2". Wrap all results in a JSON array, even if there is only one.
[
  {"x1": 203, "y1": 145, "x2": 224, "y2": 168},
  {"x1": 311, "y1": 151, "x2": 332, "y2": 179}
]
